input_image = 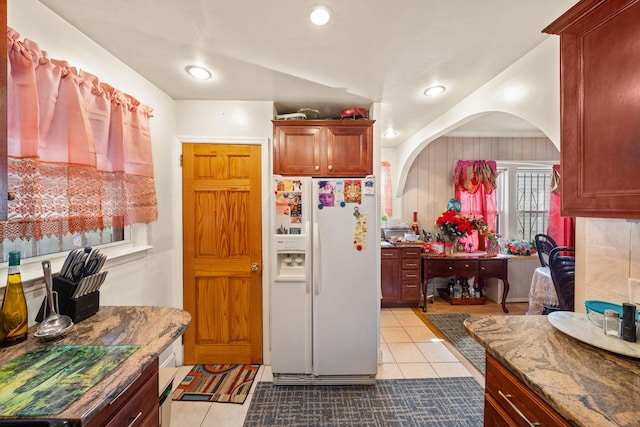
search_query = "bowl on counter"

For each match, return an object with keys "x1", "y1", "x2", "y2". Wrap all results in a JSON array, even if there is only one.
[
  {"x1": 404, "y1": 233, "x2": 419, "y2": 242},
  {"x1": 584, "y1": 300, "x2": 638, "y2": 328}
]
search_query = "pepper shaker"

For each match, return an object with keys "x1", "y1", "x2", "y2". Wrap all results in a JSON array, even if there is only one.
[{"x1": 621, "y1": 303, "x2": 637, "y2": 342}]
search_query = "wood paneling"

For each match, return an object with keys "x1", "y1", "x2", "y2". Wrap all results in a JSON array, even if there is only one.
[{"x1": 403, "y1": 136, "x2": 559, "y2": 232}]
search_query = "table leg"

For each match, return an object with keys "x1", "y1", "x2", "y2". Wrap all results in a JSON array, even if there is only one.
[{"x1": 501, "y1": 278, "x2": 510, "y2": 313}]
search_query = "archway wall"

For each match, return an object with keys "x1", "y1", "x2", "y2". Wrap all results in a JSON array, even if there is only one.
[{"x1": 394, "y1": 37, "x2": 561, "y2": 198}]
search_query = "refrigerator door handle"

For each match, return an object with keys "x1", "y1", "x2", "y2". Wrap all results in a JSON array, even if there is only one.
[{"x1": 313, "y1": 221, "x2": 320, "y2": 296}]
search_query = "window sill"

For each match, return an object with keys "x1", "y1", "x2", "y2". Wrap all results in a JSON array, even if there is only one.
[{"x1": 0, "y1": 242, "x2": 153, "y2": 291}]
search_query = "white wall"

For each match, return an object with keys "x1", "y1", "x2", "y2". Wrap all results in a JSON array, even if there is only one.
[{"x1": 389, "y1": 37, "x2": 561, "y2": 198}]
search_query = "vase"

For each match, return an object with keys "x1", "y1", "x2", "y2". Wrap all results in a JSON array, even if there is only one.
[
  {"x1": 478, "y1": 233, "x2": 487, "y2": 251},
  {"x1": 486, "y1": 239, "x2": 500, "y2": 256}
]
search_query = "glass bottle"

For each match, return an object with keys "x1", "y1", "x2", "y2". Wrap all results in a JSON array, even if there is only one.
[{"x1": 0, "y1": 251, "x2": 28, "y2": 346}]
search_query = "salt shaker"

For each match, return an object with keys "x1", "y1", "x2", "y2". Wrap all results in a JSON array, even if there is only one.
[{"x1": 603, "y1": 309, "x2": 620, "y2": 337}]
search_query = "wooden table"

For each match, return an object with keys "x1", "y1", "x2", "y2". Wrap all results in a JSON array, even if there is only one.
[{"x1": 421, "y1": 254, "x2": 511, "y2": 313}]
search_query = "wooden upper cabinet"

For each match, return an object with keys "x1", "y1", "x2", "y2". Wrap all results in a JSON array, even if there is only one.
[
  {"x1": 544, "y1": 0, "x2": 640, "y2": 218},
  {"x1": 273, "y1": 119, "x2": 374, "y2": 177}
]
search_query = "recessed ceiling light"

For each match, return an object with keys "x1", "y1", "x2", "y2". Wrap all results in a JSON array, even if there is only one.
[
  {"x1": 310, "y1": 6, "x2": 331, "y2": 26},
  {"x1": 185, "y1": 65, "x2": 212, "y2": 80},
  {"x1": 383, "y1": 130, "x2": 398, "y2": 138},
  {"x1": 424, "y1": 85, "x2": 446, "y2": 96}
]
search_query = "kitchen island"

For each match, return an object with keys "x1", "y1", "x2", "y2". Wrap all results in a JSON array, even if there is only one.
[
  {"x1": 465, "y1": 315, "x2": 640, "y2": 426},
  {"x1": 0, "y1": 305, "x2": 191, "y2": 426}
]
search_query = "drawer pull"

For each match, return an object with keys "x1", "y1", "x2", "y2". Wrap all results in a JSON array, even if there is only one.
[
  {"x1": 498, "y1": 390, "x2": 541, "y2": 426},
  {"x1": 405, "y1": 285, "x2": 417, "y2": 288},
  {"x1": 382, "y1": 253, "x2": 394, "y2": 257},
  {"x1": 127, "y1": 411, "x2": 143, "y2": 427},
  {"x1": 406, "y1": 263, "x2": 417, "y2": 267},
  {"x1": 464, "y1": 263, "x2": 469, "y2": 268},
  {"x1": 405, "y1": 274, "x2": 417, "y2": 278},
  {"x1": 448, "y1": 266, "x2": 453, "y2": 270}
]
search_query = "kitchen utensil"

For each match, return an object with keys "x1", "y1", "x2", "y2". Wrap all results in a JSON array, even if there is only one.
[{"x1": 36, "y1": 261, "x2": 73, "y2": 340}]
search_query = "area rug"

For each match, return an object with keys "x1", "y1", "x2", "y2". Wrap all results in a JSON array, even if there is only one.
[
  {"x1": 243, "y1": 377, "x2": 483, "y2": 426},
  {"x1": 172, "y1": 364, "x2": 260, "y2": 404},
  {"x1": 423, "y1": 313, "x2": 486, "y2": 375}
]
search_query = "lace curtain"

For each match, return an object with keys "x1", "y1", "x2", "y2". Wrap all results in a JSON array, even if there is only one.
[
  {"x1": 453, "y1": 160, "x2": 497, "y2": 248},
  {"x1": 1, "y1": 28, "x2": 158, "y2": 242}
]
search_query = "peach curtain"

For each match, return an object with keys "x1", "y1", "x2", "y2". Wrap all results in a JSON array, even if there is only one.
[
  {"x1": 547, "y1": 164, "x2": 575, "y2": 247},
  {"x1": 1, "y1": 28, "x2": 158, "y2": 242},
  {"x1": 380, "y1": 161, "x2": 393, "y2": 217}
]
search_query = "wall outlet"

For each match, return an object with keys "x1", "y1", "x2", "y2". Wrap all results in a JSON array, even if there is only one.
[{"x1": 628, "y1": 278, "x2": 640, "y2": 305}]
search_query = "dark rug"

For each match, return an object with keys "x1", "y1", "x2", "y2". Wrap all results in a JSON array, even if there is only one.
[
  {"x1": 172, "y1": 364, "x2": 260, "y2": 404},
  {"x1": 243, "y1": 377, "x2": 483, "y2": 426},
  {"x1": 423, "y1": 313, "x2": 485, "y2": 375}
]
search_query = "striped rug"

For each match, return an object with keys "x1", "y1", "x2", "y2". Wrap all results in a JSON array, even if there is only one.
[{"x1": 171, "y1": 364, "x2": 260, "y2": 404}]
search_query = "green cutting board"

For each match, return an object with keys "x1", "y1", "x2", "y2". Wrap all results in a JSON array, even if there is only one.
[{"x1": 0, "y1": 345, "x2": 138, "y2": 417}]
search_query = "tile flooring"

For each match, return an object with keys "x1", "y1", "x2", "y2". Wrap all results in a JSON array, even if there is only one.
[{"x1": 169, "y1": 307, "x2": 480, "y2": 427}]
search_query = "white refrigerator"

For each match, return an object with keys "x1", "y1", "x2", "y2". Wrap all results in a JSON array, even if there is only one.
[{"x1": 271, "y1": 176, "x2": 379, "y2": 385}]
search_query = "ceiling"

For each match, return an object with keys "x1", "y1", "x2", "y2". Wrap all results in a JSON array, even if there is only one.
[{"x1": 38, "y1": 0, "x2": 576, "y2": 147}]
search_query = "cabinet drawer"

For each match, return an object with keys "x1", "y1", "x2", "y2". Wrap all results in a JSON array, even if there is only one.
[
  {"x1": 401, "y1": 270, "x2": 420, "y2": 280},
  {"x1": 484, "y1": 392, "x2": 517, "y2": 427},
  {"x1": 486, "y1": 354, "x2": 569, "y2": 427},
  {"x1": 480, "y1": 260, "x2": 506, "y2": 277},
  {"x1": 454, "y1": 260, "x2": 478, "y2": 276},
  {"x1": 401, "y1": 259, "x2": 420, "y2": 270},
  {"x1": 401, "y1": 248, "x2": 422, "y2": 258},
  {"x1": 427, "y1": 260, "x2": 455, "y2": 276},
  {"x1": 106, "y1": 370, "x2": 159, "y2": 427},
  {"x1": 381, "y1": 248, "x2": 399, "y2": 259},
  {"x1": 401, "y1": 280, "x2": 420, "y2": 302}
]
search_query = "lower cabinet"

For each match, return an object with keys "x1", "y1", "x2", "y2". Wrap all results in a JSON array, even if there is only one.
[
  {"x1": 381, "y1": 247, "x2": 421, "y2": 307},
  {"x1": 485, "y1": 353, "x2": 569, "y2": 426},
  {"x1": 88, "y1": 358, "x2": 160, "y2": 427}
]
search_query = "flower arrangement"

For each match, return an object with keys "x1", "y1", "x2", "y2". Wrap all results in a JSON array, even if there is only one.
[
  {"x1": 435, "y1": 209, "x2": 475, "y2": 241},
  {"x1": 504, "y1": 239, "x2": 537, "y2": 256}
]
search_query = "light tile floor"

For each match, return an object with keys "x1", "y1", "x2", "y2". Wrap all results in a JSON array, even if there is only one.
[{"x1": 170, "y1": 307, "x2": 478, "y2": 427}]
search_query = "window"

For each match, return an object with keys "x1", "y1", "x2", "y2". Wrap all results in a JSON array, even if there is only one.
[
  {"x1": 495, "y1": 161, "x2": 555, "y2": 242},
  {"x1": 0, "y1": 226, "x2": 125, "y2": 262}
]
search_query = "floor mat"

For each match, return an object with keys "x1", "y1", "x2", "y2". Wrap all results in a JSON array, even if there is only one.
[
  {"x1": 243, "y1": 377, "x2": 484, "y2": 426},
  {"x1": 423, "y1": 313, "x2": 486, "y2": 375},
  {"x1": 172, "y1": 364, "x2": 260, "y2": 404}
]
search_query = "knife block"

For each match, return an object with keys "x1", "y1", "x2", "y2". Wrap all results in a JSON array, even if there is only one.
[{"x1": 36, "y1": 275, "x2": 100, "y2": 323}]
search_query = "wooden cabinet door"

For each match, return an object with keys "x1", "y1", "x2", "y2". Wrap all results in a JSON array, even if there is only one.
[
  {"x1": 544, "y1": 0, "x2": 640, "y2": 218},
  {"x1": 273, "y1": 125, "x2": 322, "y2": 176},
  {"x1": 325, "y1": 123, "x2": 373, "y2": 176},
  {"x1": 381, "y1": 249, "x2": 399, "y2": 306}
]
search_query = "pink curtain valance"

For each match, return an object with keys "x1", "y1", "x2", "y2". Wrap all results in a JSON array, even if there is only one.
[
  {"x1": 453, "y1": 160, "x2": 498, "y2": 195},
  {"x1": 1, "y1": 27, "x2": 158, "y2": 242}
]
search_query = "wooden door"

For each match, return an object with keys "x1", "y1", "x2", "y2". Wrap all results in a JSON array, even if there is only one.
[{"x1": 182, "y1": 143, "x2": 262, "y2": 364}]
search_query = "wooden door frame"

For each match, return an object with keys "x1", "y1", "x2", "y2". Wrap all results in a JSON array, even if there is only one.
[{"x1": 175, "y1": 136, "x2": 272, "y2": 366}]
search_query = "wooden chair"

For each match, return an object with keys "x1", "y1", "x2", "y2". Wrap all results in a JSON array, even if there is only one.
[
  {"x1": 534, "y1": 234, "x2": 558, "y2": 267},
  {"x1": 544, "y1": 246, "x2": 576, "y2": 313}
]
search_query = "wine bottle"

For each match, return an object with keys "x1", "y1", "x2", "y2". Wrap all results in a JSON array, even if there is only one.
[
  {"x1": 0, "y1": 251, "x2": 28, "y2": 346},
  {"x1": 411, "y1": 211, "x2": 420, "y2": 235}
]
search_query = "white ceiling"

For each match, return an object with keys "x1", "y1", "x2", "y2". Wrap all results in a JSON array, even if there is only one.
[{"x1": 38, "y1": 0, "x2": 576, "y2": 147}]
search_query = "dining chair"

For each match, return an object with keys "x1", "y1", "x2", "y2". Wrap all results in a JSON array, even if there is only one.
[
  {"x1": 534, "y1": 234, "x2": 558, "y2": 267},
  {"x1": 545, "y1": 246, "x2": 576, "y2": 313}
]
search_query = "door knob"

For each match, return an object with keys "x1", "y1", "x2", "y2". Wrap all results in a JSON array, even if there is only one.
[{"x1": 251, "y1": 263, "x2": 260, "y2": 272}]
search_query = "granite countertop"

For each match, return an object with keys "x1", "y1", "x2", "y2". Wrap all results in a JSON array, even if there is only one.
[
  {"x1": 0, "y1": 305, "x2": 191, "y2": 424},
  {"x1": 464, "y1": 315, "x2": 640, "y2": 427}
]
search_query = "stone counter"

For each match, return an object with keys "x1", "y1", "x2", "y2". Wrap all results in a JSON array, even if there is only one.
[
  {"x1": 464, "y1": 315, "x2": 640, "y2": 426},
  {"x1": 0, "y1": 305, "x2": 191, "y2": 425}
]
